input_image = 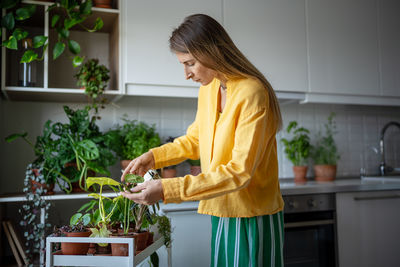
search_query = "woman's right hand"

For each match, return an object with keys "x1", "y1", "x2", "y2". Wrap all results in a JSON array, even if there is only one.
[{"x1": 121, "y1": 151, "x2": 155, "y2": 182}]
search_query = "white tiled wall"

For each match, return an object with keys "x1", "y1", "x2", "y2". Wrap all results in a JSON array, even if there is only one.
[{"x1": 1, "y1": 97, "x2": 400, "y2": 193}]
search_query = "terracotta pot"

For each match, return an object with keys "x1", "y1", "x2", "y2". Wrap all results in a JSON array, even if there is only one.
[
  {"x1": 61, "y1": 231, "x2": 91, "y2": 255},
  {"x1": 94, "y1": 0, "x2": 112, "y2": 8},
  {"x1": 147, "y1": 232, "x2": 154, "y2": 246},
  {"x1": 292, "y1": 166, "x2": 308, "y2": 183},
  {"x1": 95, "y1": 243, "x2": 111, "y2": 255},
  {"x1": 314, "y1": 165, "x2": 337, "y2": 182},
  {"x1": 161, "y1": 168, "x2": 176, "y2": 178},
  {"x1": 120, "y1": 160, "x2": 131, "y2": 170},
  {"x1": 134, "y1": 231, "x2": 149, "y2": 253},
  {"x1": 31, "y1": 169, "x2": 55, "y2": 195},
  {"x1": 111, "y1": 234, "x2": 135, "y2": 256},
  {"x1": 190, "y1": 166, "x2": 202, "y2": 176}
]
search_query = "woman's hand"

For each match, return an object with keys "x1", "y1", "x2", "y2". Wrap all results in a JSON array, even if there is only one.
[
  {"x1": 121, "y1": 180, "x2": 164, "y2": 205},
  {"x1": 121, "y1": 151, "x2": 155, "y2": 182}
]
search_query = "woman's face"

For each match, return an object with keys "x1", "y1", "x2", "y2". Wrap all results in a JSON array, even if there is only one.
[{"x1": 176, "y1": 52, "x2": 217, "y2": 86}]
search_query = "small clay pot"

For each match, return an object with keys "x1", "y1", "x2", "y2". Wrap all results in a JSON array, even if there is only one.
[
  {"x1": 314, "y1": 165, "x2": 337, "y2": 182},
  {"x1": 61, "y1": 231, "x2": 91, "y2": 255},
  {"x1": 292, "y1": 166, "x2": 308, "y2": 183},
  {"x1": 120, "y1": 160, "x2": 131, "y2": 170},
  {"x1": 134, "y1": 231, "x2": 149, "y2": 253},
  {"x1": 95, "y1": 243, "x2": 111, "y2": 255},
  {"x1": 111, "y1": 234, "x2": 135, "y2": 256},
  {"x1": 162, "y1": 168, "x2": 177, "y2": 178},
  {"x1": 190, "y1": 166, "x2": 201, "y2": 176},
  {"x1": 94, "y1": 0, "x2": 112, "y2": 8}
]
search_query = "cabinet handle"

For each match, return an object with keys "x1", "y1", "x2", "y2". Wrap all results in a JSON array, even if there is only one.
[
  {"x1": 284, "y1": 219, "x2": 335, "y2": 228},
  {"x1": 354, "y1": 194, "x2": 400, "y2": 201}
]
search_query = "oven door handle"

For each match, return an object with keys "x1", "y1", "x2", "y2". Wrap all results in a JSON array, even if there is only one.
[{"x1": 284, "y1": 219, "x2": 335, "y2": 228}]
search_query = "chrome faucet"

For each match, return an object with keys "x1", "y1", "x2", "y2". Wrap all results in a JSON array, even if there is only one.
[{"x1": 379, "y1": 121, "x2": 400, "y2": 176}]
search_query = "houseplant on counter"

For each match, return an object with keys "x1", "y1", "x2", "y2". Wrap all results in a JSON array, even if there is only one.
[
  {"x1": 280, "y1": 121, "x2": 311, "y2": 182},
  {"x1": 75, "y1": 58, "x2": 110, "y2": 114},
  {"x1": 106, "y1": 117, "x2": 161, "y2": 170},
  {"x1": 311, "y1": 113, "x2": 340, "y2": 181}
]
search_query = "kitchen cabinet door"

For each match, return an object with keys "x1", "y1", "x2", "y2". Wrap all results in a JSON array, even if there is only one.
[
  {"x1": 123, "y1": 0, "x2": 222, "y2": 90},
  {"x1": 378, "y1": 0, "x2": 400, "y2": 97},
  {"x1": 224, "y1": 0, "x2": 308, "y2": 93},
  {"x1": 307, "y1": 0, "x2": 380, "y2": 96},
  {"x1": 336, "y1": 191, "x2": 400, "y2": 267}
]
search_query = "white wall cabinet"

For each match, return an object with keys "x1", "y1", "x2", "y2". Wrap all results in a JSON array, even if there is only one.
[
  {"x1": 224, "y1": 0, "x2": 308, "y2": 93},
  {"x1": 307, "y1": 0, "x2": 380, "y2": 96},
  {"x1": 336, "y1": 191, "x2": 400, "y2": 267},
  {"x1": 122, "y1": 0, "x2": 222, "y2": 97},
  {"x1": 378, "y1": 0, "x2": 400, "y2": 97}
]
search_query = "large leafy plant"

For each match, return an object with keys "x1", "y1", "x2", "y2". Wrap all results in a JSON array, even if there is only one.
[
  {"x1": 107, "y1": 117, "x2": 161, "y2": 160},
  {"x1": 280, "y1": 121, "x2": 311, "y2": 166},
  {"x1": 1, "y1": 0, "x2": 103, "y2": 67},
  {"x1": 311, "y1": 113, "x2": 340, "y2": 165}
]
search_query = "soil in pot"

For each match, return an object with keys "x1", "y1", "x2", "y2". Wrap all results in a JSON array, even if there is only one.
[
  {"x1": 292, "y1": 166, "x2": 308, "y2": 183},
  {"x1": 61, "y1": 231, "x2": 91, "y2": 255},
  {"x1": 190, "y1": 166, "x2": 202, "y2": 176},
  {"x1": 111, "y1": 233, "x2": 135, "y2": 256},
  {"x1": 31, "y1": 169, "x2": 55, "y2": 195},
  {"x1": 94, "y1": 0, "x2": 112, "y2": 8},
  {"x1": 162, "y1": 168, "x2": 176, "y2": 178},
  {"x1": 95, "y1": 243, "x2": 111, "y2": 255},
  {"x1": 314, "y1": 165, "x2": 337, "y2": 182}
]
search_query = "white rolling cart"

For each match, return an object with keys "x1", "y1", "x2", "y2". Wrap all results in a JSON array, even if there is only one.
[{"x1": 46, "y1": 236, "x2": 170, "y2": 267}]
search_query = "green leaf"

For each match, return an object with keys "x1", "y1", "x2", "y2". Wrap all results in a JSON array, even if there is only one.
[
  {"x1": 51, "y1": 14, "x2": 60, "y2": 28},
  {"x1": 80, "y1": 0, "x2": 92, "y2": 15},
  {"x1": 5, "y1": 133, "x2": 28, "y2": 143},
  {"x1": 3, "y1": 36, "x2": 18, "y2": 50},
  {"x1": 12, "y1": 28, "x2": 28, "y2": 41},
  {"x1": 26, "y1": 5, "x2": 36, "y2": 17},
  {"x1": 64, "y1": 18, "x2": 79, "y2": 30},
  {"x1": 125, "y1": 174, "x2": 144, "y2": 184},
  {"x1": 33, "y1": 35, "x2": 48, "y2": 48},
  {"x1": 82, "y1": 213, "x2": 91, "y2": 226},
  {"x1": 88, "y1": 17, "x2": 103, "y2": 32},
  {"x1": 15, "y1": 7, "x2": 31, "y2": 20},
  {"x1": 2, "y1": 13, "x2": 15, "y2": 30},
  {"x1": 68, "y1": 39, "x2": 80, "y2": 55},
  {"x1": 57, "y1": 27, "x2": 69, "y2": 39},
  {"x1": 53, "y1": 42, "x2": 65, "y2": 59},
  {"x1": 86, "y1": 177, "x2": 121, "y2": 188},
  {"x1": 72, "y1": 56, "x2": 84, "y2": 67},
  {"x1": 1, "y1": 0, "x2": 18, "y2": 9},
  {"x1": 76, "y1": 139, "x2": 99, "y2": 160},
  {"x1": 70, "y1": 213, "x2": 82, "y2": 225},
  {"x1": 20, "y1": 50, "x2": 38, "y2": 63}
]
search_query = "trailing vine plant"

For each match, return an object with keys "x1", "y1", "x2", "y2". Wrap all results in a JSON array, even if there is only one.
[{"x1": 19, "y1": 162, "x2": 51, "y2": 265}]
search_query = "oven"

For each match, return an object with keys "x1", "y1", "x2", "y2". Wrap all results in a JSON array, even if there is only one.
[{"x1": 283, "y1": 193, "x2": 337, "y2": 267}]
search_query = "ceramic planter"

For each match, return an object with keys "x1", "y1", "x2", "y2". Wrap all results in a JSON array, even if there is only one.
[
  {"x1": 162, "y1": 168, "x2": 177, "y2": 178},
  {"x1": 111, "y1": 233, "x2": 135, "y2": 256},
  {"x1": 61, "y1": 231, "x2": 91, "y2": 255},
  {"x1": 292, "y1": 166, "x2": 308, "y2": 183},
  {"x1": 314, "y1": 165, "x2": 337, "y2": 181},
  {"x1": 134, "y1": 231, "x2": 150, "y2": 253}
]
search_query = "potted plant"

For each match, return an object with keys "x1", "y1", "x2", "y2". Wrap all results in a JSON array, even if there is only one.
[
  {"x1": 58, "y1": 215, "x2": 92, "y2": 255},
  {"x1": 280, "y1": 121, "x2": 312, "y2": 182},
  {"x1": 311, "y1": 113, "x2": 340, "y2": 181},
  {"x1": 106, "y1": 117, "x2": 161, "y2": 170},
  {"x1": 75, "y1": 58, "x2": 110, "y2": 114},
  {"x1": 187, "y1": 159, "x2": 201, "y2": 176}
]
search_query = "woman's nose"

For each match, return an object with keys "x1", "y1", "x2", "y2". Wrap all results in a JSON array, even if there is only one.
[{"x1": 186, "y1": 73, "x2": 193, "y2": 80}]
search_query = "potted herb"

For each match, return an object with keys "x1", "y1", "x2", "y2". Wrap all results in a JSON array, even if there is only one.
[
  {"x1": 75, "y1": 58, "x2": 110, "y2": 114},
  {"x1": 311, "y1": 113, "x2": 340, "y2": 181},
  {"x1": 280, "y1": 121, "x2": 311, "y2": 182},
  {"x1": 187, "y1": 159, "x2": 201, "y2": 176},
  {"x1": 58, "y1": 215, "x2": 92, "y2": 255},
  {"x1": 106, "y1": 117, "x2": 161, "y2": 170}
]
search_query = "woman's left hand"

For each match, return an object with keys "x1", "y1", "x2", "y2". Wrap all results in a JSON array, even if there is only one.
[{"x1": 121, "y1": 179, "x2": 164, "y2": 205}]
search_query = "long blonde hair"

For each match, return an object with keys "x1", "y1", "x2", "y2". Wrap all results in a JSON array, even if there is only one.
[{"x1": 169, "y1": 14, "x2": 282, "y2": 131}]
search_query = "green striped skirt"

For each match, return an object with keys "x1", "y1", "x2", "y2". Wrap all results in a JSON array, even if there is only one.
[{"x1": 211, "y1": 211, "x2": 284, "y2": 267}]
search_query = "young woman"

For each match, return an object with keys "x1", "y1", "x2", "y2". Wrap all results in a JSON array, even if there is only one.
[{"x1": 121, "y1": 14, "x2": 284, "y2": 267}]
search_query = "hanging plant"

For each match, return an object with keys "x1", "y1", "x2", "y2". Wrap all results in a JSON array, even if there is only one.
[{"x1": 19, "y1": 162, "x2": 51, "y2": 264}]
